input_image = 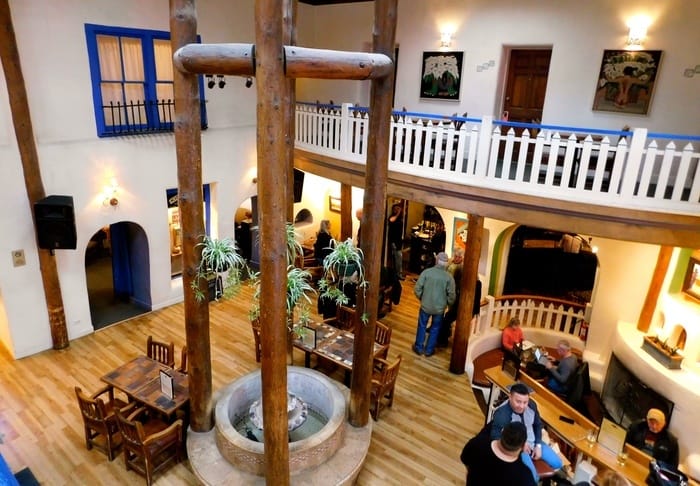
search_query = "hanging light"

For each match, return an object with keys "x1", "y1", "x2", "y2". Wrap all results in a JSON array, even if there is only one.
[
  {"x1": 217, "y1": 74, "x2": 226, "y2": 89},
  {"x1": 206, "y1": 74, "x2": 215, "y2": 89}
]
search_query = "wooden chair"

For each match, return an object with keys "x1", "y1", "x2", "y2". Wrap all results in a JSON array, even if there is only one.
[
  {"x1": 115, "y1": 406, "x2": 183, "y2": 486},
  {"x1": 369, "y1": 354, "x2": 402, "y2": 420},
  {"x1": 251, "y1": 318, "x2": 262, "y2": 363},
  {"x1": 178, "y1": 346, "x2": 188, "y2": 374},
  {"x1": 323, "y1": 305, "x2": 356, "y2": 332},
  {"x1": 374, "y1": 321, "x2": 392, "y2": 360},
  {"x1": 378, "y1": 285, "x2": 393, "y2": 317},
  {"x1": 75, "y1": 385, "x2": 131, "y2": 461},
  {"x1": 146, "y1": 335, "x2": 175, "y2": 368}
]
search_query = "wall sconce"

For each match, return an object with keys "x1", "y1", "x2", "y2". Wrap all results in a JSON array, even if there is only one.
[
  {"x1": 245, "y1": 77, "x2": 253, "y2": 88},
  {"x1": 217, "y1": 74, "x2": 226, "y2": 89},
  {"x1": 440, "y1": 31, "x2": 452, "y2": 49},
  {"x1": 102, "y1": 179, "x2": 119, "y2": 208},
  {"x1": 626, "y1": 16, "x2": 649, "y2": 49}
]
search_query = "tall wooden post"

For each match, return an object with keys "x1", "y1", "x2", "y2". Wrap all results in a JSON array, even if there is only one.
[
  {"x1": 170, "y1": 0, "x2": 212, "y2": 431},
  {"x1": 0, "y1": 0, "x2": 69, "y2": 350},
  {"x1": 638, "y1": 246, "x2": 673, "y2": 333},
  {"x1": 450, "y1": 214, "x2": 483, "y2": 374},
  {"x1": 349, "y1": 0, "x2": 397, "y2": 427},
  {"x1": 255, "y1": 0, "x2": 291, "y2": 482},
  {"x1": 283, "y1": 0, "x2": 296, "y2": 224},
  {"x1": 340, "y1": 183, "x2": 353, "y2": 240}
]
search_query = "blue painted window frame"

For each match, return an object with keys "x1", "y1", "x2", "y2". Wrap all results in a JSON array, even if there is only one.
[{"x1": 85, "y1": 23, "x2": 207, "y2": 137}]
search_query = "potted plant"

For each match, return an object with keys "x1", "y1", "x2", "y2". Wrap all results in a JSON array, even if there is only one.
[
  {"x1": 192, "y1": 235, "x2": 247, "y2": 302},
  {"x1": 317, "y1": 237, "x2": 369, "y2": 323},
  {"x1": 248, "y1": 223, "x2": 316, "y2": 336}
]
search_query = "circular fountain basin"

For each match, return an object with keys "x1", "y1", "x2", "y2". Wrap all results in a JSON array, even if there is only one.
[{"x1": 215, "y1": 367, "x2": 346, "y2": 476}]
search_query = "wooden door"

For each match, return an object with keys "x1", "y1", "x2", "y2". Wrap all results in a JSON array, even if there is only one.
[{"x1": 503, "y1": 49, "x2": 552, "y2": 123}]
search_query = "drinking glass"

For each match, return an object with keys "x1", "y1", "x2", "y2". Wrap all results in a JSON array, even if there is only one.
[
  {"x1": 585, "y1": 429, "x2": 596, "y2": 447},
  {"x1": 616, "y1": 450, "x2": 628, "y2": 466}
]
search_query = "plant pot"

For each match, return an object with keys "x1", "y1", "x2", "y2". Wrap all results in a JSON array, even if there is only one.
[{"x1": 641, "y1": 336, "x2": 683, "y2": 369}]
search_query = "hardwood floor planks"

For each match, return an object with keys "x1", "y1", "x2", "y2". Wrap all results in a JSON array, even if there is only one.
[{"x1": 0, "y1": 277, "x2": 484, "y2": 485}]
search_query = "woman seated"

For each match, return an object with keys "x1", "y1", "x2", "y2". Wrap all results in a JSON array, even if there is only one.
[
  {"x1": 313, "y1": 220, "x2": 333, "y2": 265},
  {"x1": 502, "y1": 317, "x2": 524, "y2": 354}
]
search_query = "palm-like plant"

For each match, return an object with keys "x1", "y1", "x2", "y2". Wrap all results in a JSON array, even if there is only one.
[
  {"x1": 318, "y1": 237, "x2": 369, "y2": 323},
  {"x1": 192, "y1": 235, "x2": 247, "y2": 302}
]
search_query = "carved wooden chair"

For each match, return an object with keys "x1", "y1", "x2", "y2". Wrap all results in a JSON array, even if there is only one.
[
  {"x1": 75, "y1": 385, "x2": 131, "y2": 461},
  {"x1": 250, "y1": 318, "x2": 262, "y2": 363},
  {"x1": 374, "y1": 321, "x2": 392, "y2": 360},
  {"x1": 146, "y1": 335, "x2": 175, "y2": 368},
  {"x1": 323, "y1": 305, "x2": 356, "y2": 332},
  {"x1": 369, "y1": 354, "x2": 402, "y2": 420},
  {"x1": 178, "y1": 345, "x2": 188, "y2": 374},
  {"x1": 115, "y1": 406, "x2": 183, "y2": 486}
]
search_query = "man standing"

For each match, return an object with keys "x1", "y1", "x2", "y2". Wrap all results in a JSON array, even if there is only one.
[
  {"x1": 413, "y1": 251, "x2": 455, "y2": 357},
  {"x1": 544, "y1": 340, "x2": 579, "y2": 394},
  {"x1": 461, "y1": 421, "x2": 536, "y2": 486},
  {"x1": 387, "y1": 203, "x2": 404, "y2": 280},
  {"x1": 490, "y1": 383, "x2": 563, "y2": 482},
  {"x1": 625, "y1": 408, "x2": 679, "y2": 468}
]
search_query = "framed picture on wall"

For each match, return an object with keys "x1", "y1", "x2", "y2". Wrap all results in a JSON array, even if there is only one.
[
  {"x1": 592, "y1": 49, "x2": 662, "y2": 115},
  {"x1": 682, "y1": 253, "x2": 700, "y2": 302},
  {"x1": 452, "y1": 217, "x2": 468, "y2": 257},
  {"x1": 419, "y1": 51, "x2": 464, "y2": 101}
]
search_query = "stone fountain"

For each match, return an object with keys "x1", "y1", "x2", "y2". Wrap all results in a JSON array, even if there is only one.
[{"x1": 187, "y1": 366, "x2": 372, "y2": 485}]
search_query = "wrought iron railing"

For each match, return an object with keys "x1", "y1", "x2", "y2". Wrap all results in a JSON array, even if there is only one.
[{"x1": 101, "y1": 99, "x2": 208, "y2": 135}]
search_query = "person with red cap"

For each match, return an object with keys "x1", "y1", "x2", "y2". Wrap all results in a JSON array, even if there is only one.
[{"x1": 625, "y1": 408, "x2": 679, "y2": 468}]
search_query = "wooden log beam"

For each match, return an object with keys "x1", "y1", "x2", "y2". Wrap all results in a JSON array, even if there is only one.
[
  {"x1": 255, "y1": 0, "x2": 290, "y2": 483},
  {"x1": 340, "y1": 183, "x2": 353, "y2": 241},
  {"x1": 450, "y1": 214, "x2": 483, "y2": 374},
  {"x1": 174, "y1": 43, "x2": 393, "y2": 80},
  {"x1": 348, "y1": 0, "x2": 397, "y2": 428},
  {"x1": 283, "y1": 0, "x2": 296, "y2": 224},
  {"x1": 638, "y1": 245, "x2": 673, "y2": 333},
  {"x1": 169, "y1": 0, "x2": 212, "y2": 431},
  {"x1": 0, "y1": 0, "x2": 69, "y2": 350}
]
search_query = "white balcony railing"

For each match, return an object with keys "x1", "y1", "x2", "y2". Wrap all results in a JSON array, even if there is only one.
[{"x1": 295, "y1": 102, "x2": 700, "y2": 216}]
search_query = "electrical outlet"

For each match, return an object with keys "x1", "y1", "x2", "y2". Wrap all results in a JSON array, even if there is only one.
[{"x1": 12, "y1": 249, "x2": 25, "y2": 267}]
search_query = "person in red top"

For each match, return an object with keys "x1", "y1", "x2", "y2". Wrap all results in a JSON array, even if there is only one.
[{"x1": 502, "y1": 317, "x2": 524, "y2": 353}]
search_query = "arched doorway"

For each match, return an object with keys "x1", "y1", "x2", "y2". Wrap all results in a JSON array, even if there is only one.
[
  {"x1": 502, "y1": 226, "x2": 598, "y2": 304},
  {"x1": 85, "y1": 222, "x2": 151, "y2": 329}
]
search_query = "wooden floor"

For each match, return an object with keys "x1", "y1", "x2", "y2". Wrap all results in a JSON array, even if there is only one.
[{"x1": 0, "y1": 277, "x2": 485, "y2": 485}]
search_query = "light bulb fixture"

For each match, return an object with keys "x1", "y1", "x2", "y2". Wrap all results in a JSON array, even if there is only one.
[
  {"x1": 217, "y1": 74, "x2": 226, "y2": 89},
  {"x1": 102, "y1": 179, "x2": 119, "y2": 208},
  {"x1": 206, "y1": 74, "x2": 215, "y2": 89},
  {"x1": 440, "y1": 31, "x2": 452, "y2": 49},
  {"x1": 626, "y1": 16, "x2": 649, "y2": 49},
  {"x1": 245, "y1": 77, "x2": 253, "y2": 88}
]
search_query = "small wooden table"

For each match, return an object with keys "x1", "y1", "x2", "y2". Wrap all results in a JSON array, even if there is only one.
[
  {"x1": 101, "y1": 356, "x2": 189, "y2": 418},
  {"x1": 293, "y1": 321, "x2": 388, "y2": 383}
]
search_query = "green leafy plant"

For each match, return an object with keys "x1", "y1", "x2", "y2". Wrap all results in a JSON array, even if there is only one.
[
  {"x1": 248, "y1": 223, "x2": 316, "y2": 333},
  {"x1": 192, "y1": 235, "x2": 247, "y2": 302},
  {"x1": 318, "y1": 237, "x2": 369, "y2": 323}
]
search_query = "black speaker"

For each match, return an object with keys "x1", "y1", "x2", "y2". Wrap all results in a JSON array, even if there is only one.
[{"x1": 34, "y1": 195, "x2": 77, "y2": 250}]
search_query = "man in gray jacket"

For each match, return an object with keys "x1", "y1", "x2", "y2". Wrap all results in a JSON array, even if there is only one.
[{"x1": 412, "y1": 251, "x2": 456, "y2": 357}]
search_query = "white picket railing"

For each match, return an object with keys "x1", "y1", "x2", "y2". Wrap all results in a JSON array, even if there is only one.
[
  {"x1": 473, "y1": 295, "x2": 589, "y2": 342},
  {"x1": 295, "y1": 102, "x2": 700, "y2": 216}
]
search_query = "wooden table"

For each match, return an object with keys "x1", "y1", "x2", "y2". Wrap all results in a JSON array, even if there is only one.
[
  {"x1": 101, "y1": 356, "x2": 189, "y2": 418},
  {"x1": 293, "y1": 321, "x2": 388, "y2": 383},
  {"x1": 484, "y1": 366, "x2": 650, "y2": 485}
]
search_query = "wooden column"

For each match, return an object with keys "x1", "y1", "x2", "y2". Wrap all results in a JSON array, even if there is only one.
[
  {"x1": 340, "y1": 183, "x2": 352, "y2": 240},
  {"x1": 0, "y1": 0, "x2": 68, "y2": 350},
  {"x1": 255, "y1": 0, "x2": 290, "y2": 482},
  {"x1": 638, "y1": 246, "x2": 673, "y2": 333},
  {"x1": 283, "y1": 0, "x2": 296, "y2": 224},
  {"x1": 450, "y1": 214, "x2": 483, "y2": 374},
  {"x1": 349, "y1": 0, "x2": 397, "y2": 427},
  {"x1": 169, "y1": 0, "x2": 212, "y2": 431}
]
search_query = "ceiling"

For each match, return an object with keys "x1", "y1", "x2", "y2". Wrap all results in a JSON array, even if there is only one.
[{"x1": 299, "y1": 0, "x2": 371, "y2": 5}]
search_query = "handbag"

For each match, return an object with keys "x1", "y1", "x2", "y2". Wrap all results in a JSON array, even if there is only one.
[{"x1": 646, "y1": 460, "x2": 688, "y2": 486}]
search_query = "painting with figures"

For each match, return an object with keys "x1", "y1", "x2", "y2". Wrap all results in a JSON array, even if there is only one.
[{"x1": 420, "y1": 51, "x2": 464, "y2": 101}]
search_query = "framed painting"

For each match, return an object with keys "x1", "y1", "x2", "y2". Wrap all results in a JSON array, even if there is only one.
[
  {"x1": 592, "y1": 49, "x2": 662, "y2": 115},
  {"x1": 682, "y1": 254, "x2": 700, "y2": 302},
  {"x1": 420, "y1": 51, "x2": 464, "y2": 101},
  {"x1": 452, "y1": 217, "x2": 468, "y2": 257}
]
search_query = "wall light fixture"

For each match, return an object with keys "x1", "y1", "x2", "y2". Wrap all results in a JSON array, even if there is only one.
[
  {"x1": 440, "y1": 31, "x2": 452, "y2": 49},
  {"x1": 626, "y1": 16, "x2": 649, "y2": 49},
  {"x1": 103, "y1": 179, "x2": 119, "y2": 208}
]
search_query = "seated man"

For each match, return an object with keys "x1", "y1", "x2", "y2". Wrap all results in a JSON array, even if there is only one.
[
  {"x1": 544, "y1": 339, "x2": 579, "y2": 395},
  {"x1": 490, "y1": 383, "x2": 563, "y2": 482},
  {"x1": 461, "y1": 421, "x2": 536, "y2": 486},
  {"x1": 625, "y1": 408, "x2": 679, "y2": 469}
]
